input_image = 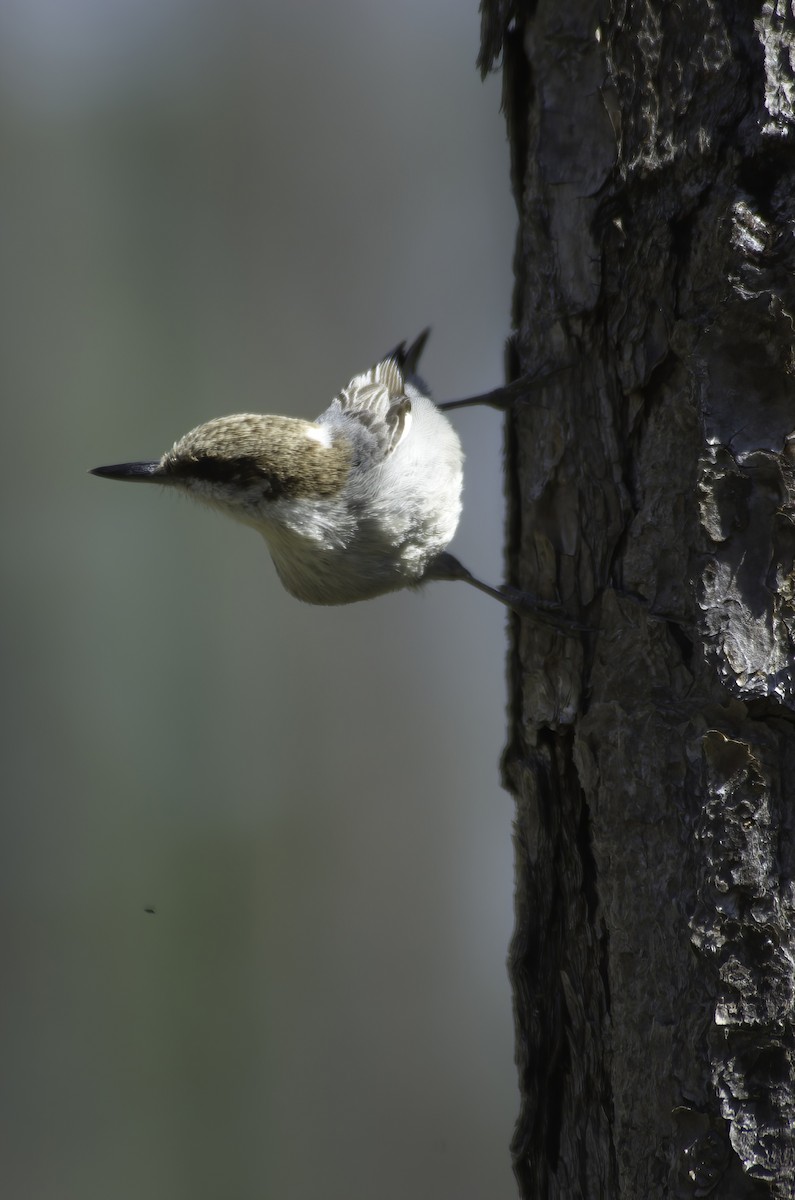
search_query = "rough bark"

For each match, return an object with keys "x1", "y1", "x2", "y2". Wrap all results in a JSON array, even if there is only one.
[{"x1": 480, "y1": 2, "x2": 795, "y2": 1196}]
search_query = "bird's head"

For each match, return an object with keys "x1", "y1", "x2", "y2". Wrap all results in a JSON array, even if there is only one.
[{"x1": 92, "y1": 413, "x2": 352, "y2": 524}]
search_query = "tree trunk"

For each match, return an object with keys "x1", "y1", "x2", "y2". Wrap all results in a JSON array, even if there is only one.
[{"x1": 479, "y1": 2, "x2": 795, "y2": 1196}]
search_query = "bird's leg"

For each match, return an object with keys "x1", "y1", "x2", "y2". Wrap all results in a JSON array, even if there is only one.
[
  {"x1": 427, "y1": 553, "x2": 590, "y2": 632},
  {"x1": 438, "y1": 363, "x2": 575, "y2": 412}
]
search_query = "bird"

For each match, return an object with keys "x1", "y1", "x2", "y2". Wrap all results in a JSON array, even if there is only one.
[{"x1": 91, "y1": 331, "x2": 579, "y2": 625}]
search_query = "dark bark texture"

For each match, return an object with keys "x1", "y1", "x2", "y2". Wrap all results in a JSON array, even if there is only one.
[{"x1": 480, "y1": 2, "x2": 795, "y2": 1197}]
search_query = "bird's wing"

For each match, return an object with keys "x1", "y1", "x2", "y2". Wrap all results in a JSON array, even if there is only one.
[{"x1": 329, "y1": 353, "x2": 413, "y2": 459}]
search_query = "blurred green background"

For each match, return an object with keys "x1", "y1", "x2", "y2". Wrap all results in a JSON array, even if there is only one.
[{"x1": 1, "y1": 1, "x2": 518, "y2": 1197}]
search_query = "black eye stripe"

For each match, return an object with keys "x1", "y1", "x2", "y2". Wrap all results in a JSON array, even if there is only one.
[
  {"x1": 166, "y1": 454, "x2": 303, "y2": 499},
  {"x1": 168, "y1": 455, "x2": 264, "y2": 483}
]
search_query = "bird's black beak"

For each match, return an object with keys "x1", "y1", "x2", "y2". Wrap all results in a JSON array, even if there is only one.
[{"x1": 90, "y1": 461, "x2": 163, "y2": 483}]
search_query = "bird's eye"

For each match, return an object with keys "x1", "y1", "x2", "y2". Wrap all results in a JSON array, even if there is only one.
[
  {"x1": 186, "y1": 455, "x2": 266, "y2": 484},
  {"x1": 190, "y1": 456, "x2": 232, "y2": 481}
]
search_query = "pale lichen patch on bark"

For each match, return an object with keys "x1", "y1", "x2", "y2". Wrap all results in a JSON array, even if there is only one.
[
  {"x1": 754, "y1": 0, "x2": 795, "y2": 135},
  {"x1": 691, "y1": 731, "x2": 795, "y2": 1187}
]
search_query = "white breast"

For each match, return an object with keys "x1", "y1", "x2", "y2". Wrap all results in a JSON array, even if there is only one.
[{"x1": 255, "y1": 390, "x2": 463, "y2": 606}]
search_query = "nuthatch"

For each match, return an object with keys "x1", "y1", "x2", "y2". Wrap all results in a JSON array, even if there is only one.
[{"x1": 92, "y1": 331, "x2": 577, "y2": 626}]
